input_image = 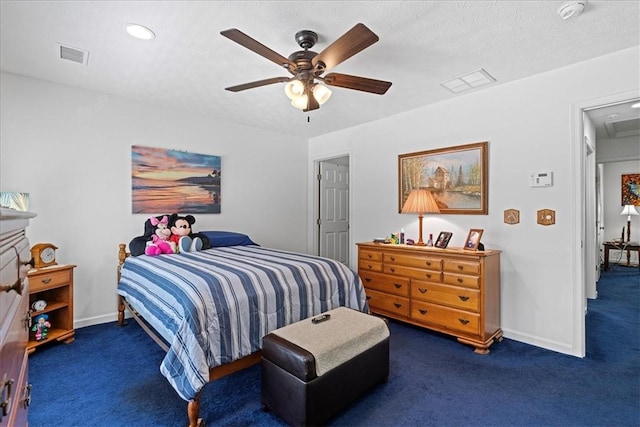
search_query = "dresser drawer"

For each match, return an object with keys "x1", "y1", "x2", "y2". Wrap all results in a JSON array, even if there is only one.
[
  {"x1": 443, "y1": 259, "x2": 481, "y2": 275},
  {"x1": 366, "y1": 288, "x2": 410, "y2": 317},
  {"x1": 384, "y1": 264, "x2": 442, "y2": 282},
  {"x1": 442, "y1": 272, "x2": 480, "y2": 289},
  {"x1": 359, "y1": 249, "x2": 382, "y2": 262},
  {"x1": 411, "y1": 280, "x2": 480, "y2": 312},
  {"x1": 359, "y1": 259, "x2": 382, "y2": 272},
  {"x1": 411, "y1": 300, "x2": 480, "y2": 335},
  {"x1": 359, "y1": 271, "x2": 409, "y2": 296},
  {"x1": 28, "y1": 268, "x2": 73, "y2": 292},
  {"x1": 384, "y1": 253, "x2": 442, "y2": 271}
]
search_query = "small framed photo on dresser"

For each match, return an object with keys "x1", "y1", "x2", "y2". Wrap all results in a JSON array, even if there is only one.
[
  {"x1": 464, "y1": 229, "x2": 483, "y2": 251},
  {"x1": 434, "y1": 232, "x2": 452, "y2": 248}
]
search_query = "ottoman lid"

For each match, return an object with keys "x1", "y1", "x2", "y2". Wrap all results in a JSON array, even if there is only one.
[{"x1": 270, "y1": 307, "x2": 389, "y2": 377}]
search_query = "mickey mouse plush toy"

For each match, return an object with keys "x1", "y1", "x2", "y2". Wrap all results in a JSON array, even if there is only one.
[{"x1": 169, "y1": 214, "x2": 211, "y2": 253}]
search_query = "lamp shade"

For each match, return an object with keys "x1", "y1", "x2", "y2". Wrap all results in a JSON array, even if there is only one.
[
  {"x1": 401, "y1": 189, "x2": 440, "y2": 214},
  {"x1": 620, "y1": 205, "x2": 639, "y2": 216},
  {"x1": 284, "y1": 79, "x2": 305, "y2": 100}
]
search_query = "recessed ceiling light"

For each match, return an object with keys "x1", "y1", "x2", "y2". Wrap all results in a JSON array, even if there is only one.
[
  {"x1": 631, "y1": 102, "x2": 640, "y2": 109},
  {"x1": 126, "y1": 24, "x2": 155, "y2": 40},
  {"x1": 558, "y1": 2, "x2": 586, "y2": 20}
]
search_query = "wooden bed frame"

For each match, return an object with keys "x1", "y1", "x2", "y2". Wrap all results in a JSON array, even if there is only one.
[{"x1": 117, "y1": 243, "x2": 262, "y2": 427}]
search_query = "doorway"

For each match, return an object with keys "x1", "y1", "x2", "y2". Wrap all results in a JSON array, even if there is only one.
[
  {"x1": 316, "y1": 156, "x2": 350, "y2": 266},
  {"x1": 577, "y1": 92, "x2": 640, "y2": 357}
]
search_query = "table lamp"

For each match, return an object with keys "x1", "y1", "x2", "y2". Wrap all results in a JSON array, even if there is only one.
[
  {"x1": 620, "y1": 204, "x2": 639, "y2": 242},
  {"x1": 401, "y1": 188, "x2": 440, "y2": 246}
]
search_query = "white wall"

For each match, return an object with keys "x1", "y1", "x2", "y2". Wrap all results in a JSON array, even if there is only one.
[
  {"x1": 308, "y1": 46, "x2": 640, "y2": 356},
  {"x1": 0, "y1": 72, "x2": 308, "y2": 327}
]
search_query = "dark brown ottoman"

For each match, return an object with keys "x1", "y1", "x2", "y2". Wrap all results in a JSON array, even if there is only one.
[{"x1": 261, "y1": 307, "x2": 390, "y2": 426}]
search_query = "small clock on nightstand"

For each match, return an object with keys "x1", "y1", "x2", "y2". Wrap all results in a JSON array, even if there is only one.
[{"x1": 31, "y1": 243, "x2": 58, "y2": 269}]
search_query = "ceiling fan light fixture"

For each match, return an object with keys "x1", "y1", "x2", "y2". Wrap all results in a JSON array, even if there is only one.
[
  {"x1": 284, "y1": 79, "x2": 305, "y2": 100},
  {"x1": 291, "y1": 94, "x2": 309, "y2": 110},
  {"x1": 313, "y1": 83, "x2": 332, "y2": 105}
]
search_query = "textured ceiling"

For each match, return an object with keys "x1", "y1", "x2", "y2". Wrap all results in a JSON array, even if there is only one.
[{"x1": 1, "y1": 1, "x2": 639, "y2": 139}]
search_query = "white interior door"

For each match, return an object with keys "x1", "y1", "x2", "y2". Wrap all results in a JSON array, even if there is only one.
[
  {"x1": 318, "y1": 160, "x2": 349, "y2": 265},
  {"x1": 595, "y1": 163, "x2": 604, "y2": 282}
]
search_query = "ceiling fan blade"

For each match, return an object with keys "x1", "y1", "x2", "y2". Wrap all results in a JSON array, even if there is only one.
[
  {"x1": 323, "y1": 73, "x2": 392, "y2": 95},
  {"x1": 312, "y1": 23, "x2": 379, "y2": 71},
  {"x1": 225, "y1": 77, "x2": 290, "y2": 92},
  {"x1": 221, "y1": 29, "x2": 296, "y2": 71}
]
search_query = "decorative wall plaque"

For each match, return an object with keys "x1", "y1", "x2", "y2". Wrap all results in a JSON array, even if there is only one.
[
  {"x1": 537, "y1": 209, "x2": 556, "y2": 226},
  {"x1": 503, "y1": 209, "x2": 520, "y2": 225}
]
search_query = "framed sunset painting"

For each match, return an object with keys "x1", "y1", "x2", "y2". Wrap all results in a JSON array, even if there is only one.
[{"x1": 131, "y1": 146, "x2": 221, "y2": 214}]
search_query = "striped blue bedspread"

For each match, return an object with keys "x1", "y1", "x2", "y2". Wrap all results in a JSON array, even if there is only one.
[{"x1": 116, "y1": 245, "x2": 369, "y2": 401}]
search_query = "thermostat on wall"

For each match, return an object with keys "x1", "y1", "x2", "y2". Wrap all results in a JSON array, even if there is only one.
[{"x1": 529, "y1": 171, "x2": 553, "y2": 187}]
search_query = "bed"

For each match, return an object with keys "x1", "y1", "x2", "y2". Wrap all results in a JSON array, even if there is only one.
[{"x1": 116, "y1": 231, "x2": 368, "y2": 427}]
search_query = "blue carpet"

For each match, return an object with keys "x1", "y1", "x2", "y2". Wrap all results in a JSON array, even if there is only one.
[{"x1": 28, "y1": 265, "x2": 639, "y2": 426}]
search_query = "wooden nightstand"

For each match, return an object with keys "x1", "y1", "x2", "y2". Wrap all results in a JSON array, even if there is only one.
[{"x1": 27, "y1": 264, "x2": 76, "y2": 353}]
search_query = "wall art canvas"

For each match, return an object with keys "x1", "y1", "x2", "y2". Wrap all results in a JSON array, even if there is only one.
[
  {"x1": 399, "y1": 141, "x2": 488, "y2": 215},
  {"x1": 621, "y1": 173, "x2": 640, "y2": 206},
  {"x1": 131, "y1": 146, "x2": 221, "y2": 214}
]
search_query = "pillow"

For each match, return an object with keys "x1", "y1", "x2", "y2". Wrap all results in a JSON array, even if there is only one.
[{"x1": 200, "y1": 231, "x2": 257, "y2": 247}]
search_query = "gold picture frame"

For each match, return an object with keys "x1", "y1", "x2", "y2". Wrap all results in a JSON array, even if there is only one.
[
  {"x1": 464, "y1": 228, "x2": 484, "y2": 251},
  {"x1": 398, "y1": 141, "x2": 488, "y2": 215}
]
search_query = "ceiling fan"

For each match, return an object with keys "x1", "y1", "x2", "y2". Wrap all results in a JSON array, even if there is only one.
[{"x1": 220, "y1": 23, "x2": 392, "y2": 112}]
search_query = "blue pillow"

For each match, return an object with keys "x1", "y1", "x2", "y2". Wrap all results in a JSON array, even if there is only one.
[{"x1": 200, "y1": 231, "x2": 257, "y2": 247}]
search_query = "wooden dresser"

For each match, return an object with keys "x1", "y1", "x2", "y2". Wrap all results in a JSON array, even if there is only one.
[
  {"x1": 357, "y1": 242, "x2": 502, "y2": 354},
  {"x1": 0, "y1": 208, "x2": 36, "y2": 426}
]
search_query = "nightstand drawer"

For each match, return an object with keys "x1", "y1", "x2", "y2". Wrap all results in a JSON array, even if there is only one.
[
  {"x1": 366, "y1": 289, "x2": 410, "y2": 317},
  {"x1": 384, "y1": 253, "x2": 442, "y2": 270},
  {"x1": 359, "y1": 271, "x2": 409, "y2": 296},
  {"x1": 411, "y1": 280, "x2": 480, "y2": 312},
  {"x1": 442, "y1": 272, "x2": 480, "y2": 289},
  {"x1": 411, "y1": 301, "x2": 480, "y2": 335},
  {"x1": 28, "y1": 268, "x2": 72, "y2": 292}
]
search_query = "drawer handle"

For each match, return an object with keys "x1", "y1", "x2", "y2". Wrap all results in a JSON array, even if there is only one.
[
  {"x1": 0, "y1": 278, "x2": 23, "y2": 296},
  {"x1": 367, "y1": 264, "x2": 373, "y2": 269},
  {"x1": 366, "y1": 296, "x2": 372, "y2": 300},
  {"x1": 458, "y1": 318, "x2": 470, "y2": 325},
  {"x1": 393, "y1": 303, "x2": 402, "y2": 308},
  {"x1": 390, "y1": 256, "x2": 395, "y2": 261},
  {"x1": 418, "y1": 288, "x2": 427, "y2": 294},
  {"x1": 425, "y1": 261, "x2": 431, "y2": 266},
  {"x1": 425, "y1": 273, "x2": 431, "y2": 279},
  {"x1": 418, "y1": 309, "x2": 428, "y2": 315},
  {"x1": 22, "y1": 383, "x2": 32, "y2": 409},
  {"x1": 458, "y1": 295, "x2": 469, "y2": 301},
  {"x1": 41, "y1": 278, "x2": 52, "y2": 284},
  {"x1": 364, "y1": 277, "x2": 372, "y2": 282},
  {"x1": 457, "y1": 265, "x2": 464, "y2": 270},
  {"x1": 394, "y1": 283, "x2": 402, "y2": 289},
  {"x1": 1, "y1": 375, "x2": 14, "y2": 417},
  {"x1": 390, "y1": 268, "x2": 395, "y2": 272},
  {"x1": 457, "y1": 278, "x2": 463, "y2": 283},
  {"x1": 367, "y1": 254, "x2": 373, "y2": 259}
]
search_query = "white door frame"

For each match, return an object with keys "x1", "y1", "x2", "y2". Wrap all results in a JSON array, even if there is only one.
[{"x1": 572, "y1": 90, "x2": 639, "y2": 358}]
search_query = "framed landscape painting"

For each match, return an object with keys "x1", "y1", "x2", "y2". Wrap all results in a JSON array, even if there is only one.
[
  {"x1": 398, "y1": 141, "x2": 488, "y2": 215},
  {"x1": 131, "y1": 146, "x2": 221, "y2": 214}
]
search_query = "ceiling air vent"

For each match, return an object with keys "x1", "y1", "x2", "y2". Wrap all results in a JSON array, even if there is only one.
[
  {"x1": 440, "y1": 69, "x2": 496, "y2": 94},
  {"x1": 59, "y1": 44, "x2": 89, "y2": 65}
]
